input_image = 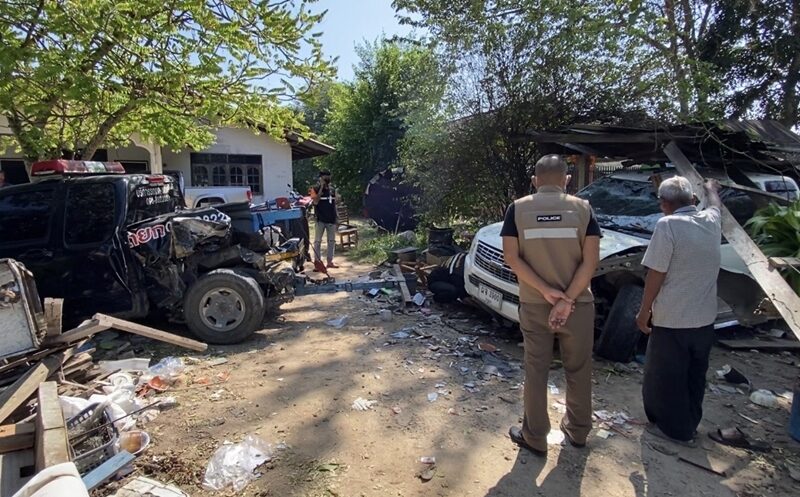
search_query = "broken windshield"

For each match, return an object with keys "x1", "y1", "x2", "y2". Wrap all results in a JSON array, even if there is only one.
[{"x1": 576, "y1": 177, "x2": 661, "y2": 233}]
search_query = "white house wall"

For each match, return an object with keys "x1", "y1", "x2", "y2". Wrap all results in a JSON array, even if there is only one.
[{"x1": 162, "y1": 127, "x2": 293, "y2": 203}]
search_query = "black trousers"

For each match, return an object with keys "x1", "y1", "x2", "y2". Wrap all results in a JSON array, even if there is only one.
[{"x1": 642, "y1": 324, "x2": 715, "y2": 441}]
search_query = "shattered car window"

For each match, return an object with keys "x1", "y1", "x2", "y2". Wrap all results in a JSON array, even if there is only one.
[
  {"x1": 65, "y1": 183, "x2": 116, "y2": 245},
  {"x1": 576, "y1": 177, "x2": 661, "y2": 233}
]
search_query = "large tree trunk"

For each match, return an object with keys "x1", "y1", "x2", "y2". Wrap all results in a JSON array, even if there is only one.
[{"x1": 80, "y1": 100, "x2": 137, "y2": 161}]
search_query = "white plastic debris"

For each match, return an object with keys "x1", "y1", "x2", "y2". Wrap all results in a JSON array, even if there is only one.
[
  {"x1": 750, "y1": 389, "x2": 779, "y2": 408},
  {"x1": 427, "y1": 392, "x2": 439, "y2": 402},
  {"x1": 547, "y1": 382, "x2": 560, "y2": 395},
  {"x1": 351, "y1": 397, "x2": 378, "y2": 411},
  {"x1": 596, "y1": 429, "x2": 613, "y2": 439},
  {"x1": 420, "y1": 456, "x2": 436, "y2": 464},
  {"x1": 326, "y1": 316, "x2": 349, "y2": 328},
  {"x1": 203, "y1": 434, "x2": 275, "y2": 491},
  {"x1": 391, "y1": 330, "x2": 411, "y2": 339},
  {"x1": 547, "y1": 430, "x2": 565, "y2": 445},
  {"x1": 412, "y1": 293, "x2": 426, "y2": 306}
]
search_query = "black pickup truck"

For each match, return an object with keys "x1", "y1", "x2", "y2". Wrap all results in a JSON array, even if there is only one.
[{"x1": 0, "y1": 161, "x2": 297, "y2": 344}]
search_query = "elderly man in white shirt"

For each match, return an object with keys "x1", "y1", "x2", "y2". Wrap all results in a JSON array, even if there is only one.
[{"x1": 636, "y1": 176, "x2": 722, "y2": 445}]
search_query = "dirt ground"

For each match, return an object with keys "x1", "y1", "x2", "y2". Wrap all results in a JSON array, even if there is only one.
[{"x1": 111, "y1": 257, "x2": 800, "y2": 497}]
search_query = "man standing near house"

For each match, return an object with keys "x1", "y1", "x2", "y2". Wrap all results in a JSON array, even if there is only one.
[
  {"x1": 636, "y1": 177, "x2": 722, "y2": 445},
  {"x1": 310, "y1": 170, "x2": 341, "y2": 269},
  {"x1": 502, "y1": 155, "x2": 601, "y2": 456}
]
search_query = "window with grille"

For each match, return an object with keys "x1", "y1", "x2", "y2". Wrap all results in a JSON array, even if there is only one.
[{"x1": 190, "y1": 153, "x2": 262, "y2": 194}]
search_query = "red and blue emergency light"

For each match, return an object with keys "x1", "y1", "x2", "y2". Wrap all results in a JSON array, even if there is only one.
[{"x1": 30, "y1": 160, "x2": 126, "y2": 179}]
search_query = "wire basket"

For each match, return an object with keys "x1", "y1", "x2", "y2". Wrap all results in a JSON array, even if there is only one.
[{"x1": 67, "y1": 403, "x2": 119, "y2": 475}]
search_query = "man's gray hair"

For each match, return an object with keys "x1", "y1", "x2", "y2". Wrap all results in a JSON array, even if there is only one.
[
  {"x1": 658, "y1": 176, "x2": 694, "y2": 205},
  {"x1": 535, "y1": 155, "x2": 568, "y2": 176}
]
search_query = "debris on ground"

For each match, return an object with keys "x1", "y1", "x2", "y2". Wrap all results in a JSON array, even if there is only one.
[
  {"x1": 202, "y1": 434, "x2": 276, "y2": 492},
  {"x1": 351, "y1": 397, "x2": 378, "y2": 411}
]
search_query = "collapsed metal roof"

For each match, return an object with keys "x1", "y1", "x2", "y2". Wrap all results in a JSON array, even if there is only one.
[{"x1": 530, "y1": 120, "x2": 800, "y2": 175}]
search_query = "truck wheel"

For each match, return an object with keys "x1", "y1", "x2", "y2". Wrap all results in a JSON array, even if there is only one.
[
  {"x1": 184, "y1": 269, "x2": 265, "y2": 344},
  {"x1": 594, "y1": 285, "x2": 644, "y2": 362}
]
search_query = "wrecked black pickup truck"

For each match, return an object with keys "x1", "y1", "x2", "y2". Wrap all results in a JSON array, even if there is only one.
[{"x1": 0, "y1": 160, "x2": 298, "y2": 344}]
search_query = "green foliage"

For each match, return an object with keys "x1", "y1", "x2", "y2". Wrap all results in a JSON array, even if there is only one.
[
  {"x1": 397, "y1": 0, "x2": 650, "y2": 222},
  {"x1": 746, "y1": 200, "x2": 800, "y2": 293},
  {"x1": 0, "y1": 0, "x2": 334, "y2": 163},
  {"x1": 316, "y1": 41, "x2": 445, "y2": 208},
  {"x1": 348, "y1": 227, "x2": 427, "y2": 265}
]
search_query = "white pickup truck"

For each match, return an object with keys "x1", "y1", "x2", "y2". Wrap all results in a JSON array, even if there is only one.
[{"x1": 184, "y1": 186, "x2": 252, "y2": 208}]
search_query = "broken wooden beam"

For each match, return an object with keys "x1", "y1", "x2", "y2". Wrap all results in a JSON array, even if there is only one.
[
  {"x1": 769, "y1": 257, "x2": 800, "y2": 270},
  {"x1": 717, "y1": 338, "x2": 800, "y2": 351},
  {"x1": 393, "y1": 264, "x2": 413, "y2": 304},
  {"x1": 664, "y1": 141, "x2": 800, "y2": 342},
  {"x1": 95, "y1": 314, "x2": 208, "y2": 352},
  {"x1": 49, "y1": 318, "x2": 110, "y2": 345},
  {"x1": 44, "y1": 298, "x2": 64, "y2": 338},
  {"x1": 0, "y1": 422, "x2": 35, "y2": 454},
  {"x1": 52, "y1": 314, "x2": 208, "y2": 352},
  {"x1": 34, "y1": 381, "x2": 70, "y2": 472},
  {"x1": 0, "y1": 353, "x2": 65, "y2": 425}
]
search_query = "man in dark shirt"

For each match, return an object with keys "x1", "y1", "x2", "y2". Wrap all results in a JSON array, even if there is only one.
[
  {"x1": 311, "y1": 170, "x2": 341, "y2": 269},
  {"x1": 501, "y1": 155, "x2": 601, "y2": 457}
]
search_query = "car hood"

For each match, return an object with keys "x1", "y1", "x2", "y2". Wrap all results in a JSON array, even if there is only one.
[{"x1": 476, "y1": 222, "x2": 648, "y2": 259}]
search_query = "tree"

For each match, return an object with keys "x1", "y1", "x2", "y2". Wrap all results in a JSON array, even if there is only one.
[
  {"x1": 317, "y1": 40, "x2": 445, "y2": 207},
  {"x1": 396, "y1": 0, "x2": 648, "y2": 221},
  {"x1": 0, "y1": 0, "x2": 333, "y2": 165}
]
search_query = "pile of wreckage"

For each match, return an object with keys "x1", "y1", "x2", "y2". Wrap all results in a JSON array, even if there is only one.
[{"x1": 0, "y1": 258, "x2": 207, "y2": 497}]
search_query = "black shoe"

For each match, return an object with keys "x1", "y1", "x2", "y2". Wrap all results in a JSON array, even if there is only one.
[
  {"x1": 560, "y1": 422, "x2": 586, "y2": 448},
  {"x1": 509, "y1": 426, "x2": 546, "y2": 457}
]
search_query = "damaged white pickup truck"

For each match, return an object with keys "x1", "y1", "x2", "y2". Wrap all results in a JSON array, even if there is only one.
[{"x1": 464, "y1": 168, "x2": 783, "y2": 362}]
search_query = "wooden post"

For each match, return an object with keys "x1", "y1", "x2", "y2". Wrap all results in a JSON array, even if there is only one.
[
  {"x1": 44, "y1": 298, "x2": 64, "y2": 338},
  {"x1": 34, "y1": 381, "x2": 70, "y2": 471},
  {"x1": 574, "y1": 155, "x2": 588, "y2": 191},
  {"x1": 664, "y1": 141, "x2": 800, "y2": 341}
]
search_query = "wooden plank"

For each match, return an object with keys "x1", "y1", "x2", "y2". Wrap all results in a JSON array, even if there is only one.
[
  {"x1": 664, "y1": 141, "x2": 800, "y2": 342},
  {"x1": 769, "y1": 257, "x2": 800, "y2": 270},
  {"x1": 0, "y1": 346, "x2": 66, "y2": 376},
  {"x1": 393, "y1": 264, "x2": 413, "y2": 304},
  {"x1": 717, "y1": 338, "x2": 800, "y2": 351},
  {"x1": 0, "y1": 422, "x2": 35, "y2": 454},
  {"x1": 35, "y1": 381, "x2": 70, "y2": 472},
  {"x1": 0, "y1": 448, "x2": 35, "y2": 496},
  {"x1": 95, "y1": 314, "x2": 208, "y2": 352},
  {"x1": 82, "y1": 450, "x2": 135, "y2": 491},
  {"x1": 44, "y1": 298, "x2": 64, "y2": 337},
  {"x1": 49, "y1": 319, "x2": 109, "y2": 345},
  {"x1": 0, "y1": 354, "x2": 64, "y2": 425}
]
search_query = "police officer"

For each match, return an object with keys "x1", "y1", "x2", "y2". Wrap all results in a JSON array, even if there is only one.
[{"x1": 501, "y1": 155, "x2": 601, "y2": 456}]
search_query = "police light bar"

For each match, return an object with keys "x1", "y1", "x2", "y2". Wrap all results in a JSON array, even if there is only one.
[{"x1": 30, "y1": 160, "x2": 126, "y2": 178}]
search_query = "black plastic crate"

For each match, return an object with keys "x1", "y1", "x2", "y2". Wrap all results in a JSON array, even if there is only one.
[{"x1": 67, "y1": 403, "x2": 119, "y2": 475}]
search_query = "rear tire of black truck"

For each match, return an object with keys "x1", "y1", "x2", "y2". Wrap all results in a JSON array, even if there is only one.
[
  {"x1": 184, "y1": 269, "x2": 266, "y2": 344},
  {"x1": 594, "y1": 284, "x2": 645, "y2": 363}
]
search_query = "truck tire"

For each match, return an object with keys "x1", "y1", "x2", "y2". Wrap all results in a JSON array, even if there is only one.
[
  {"x1": 594, "y1": 284, "x2": 644, "y2": 362},
  {"x1": 183, "y1": 269, "x2": 265, "y2": 344}
]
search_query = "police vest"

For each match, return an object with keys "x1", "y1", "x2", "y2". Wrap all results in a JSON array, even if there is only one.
[{"x1": 513, "y1": 185, "x2": 593, "y2": 304}]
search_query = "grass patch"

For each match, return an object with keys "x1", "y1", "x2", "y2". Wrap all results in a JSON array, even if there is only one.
[{"x1": 344, "y1": 220, "x2": 427, "y2": 264}]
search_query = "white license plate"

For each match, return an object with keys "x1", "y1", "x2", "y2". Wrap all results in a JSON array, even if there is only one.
[{"x1": 478, "y1": 284, "x2": 503, "y2": 310}]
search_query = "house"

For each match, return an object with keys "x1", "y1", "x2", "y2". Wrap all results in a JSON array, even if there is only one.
[{"x1": 0, "y1": 118, "x2": 333, "y2": 203}]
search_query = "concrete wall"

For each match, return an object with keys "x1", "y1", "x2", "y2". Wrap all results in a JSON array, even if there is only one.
[
  {"x1": 162, "y1": 127, "x2": 293, "y2": 203},
  {"x1": 0, "y1": 120, "x2": 294, "y2": 203}
]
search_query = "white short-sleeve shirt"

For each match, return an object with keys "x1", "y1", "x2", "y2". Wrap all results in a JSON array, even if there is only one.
[{"x1": 641, "y1": 205, "x2": 722, "y2": 329}]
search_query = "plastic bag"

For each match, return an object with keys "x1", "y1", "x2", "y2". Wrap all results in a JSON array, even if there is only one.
[
  {"x1": 146, "y1": 356, "x2": 185, "y2": 382},
  {"x1": 203, "y1": 435, "x2": 274, "y2": 491},
  {"x1": 325, "y1": 316, "x2": 348, "y2": 329}
]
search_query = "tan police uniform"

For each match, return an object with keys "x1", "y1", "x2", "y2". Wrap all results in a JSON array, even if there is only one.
[{"x1": 510, "y1": 185, "x2": 596, "y2": 451}]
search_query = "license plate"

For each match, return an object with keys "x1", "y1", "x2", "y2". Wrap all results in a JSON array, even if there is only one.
[{"x1": 478, "y1": 284, "x2": 503, "y2": 310}]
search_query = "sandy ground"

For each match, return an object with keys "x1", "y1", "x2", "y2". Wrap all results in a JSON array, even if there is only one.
[{"x1": 104, "y1": 258, "x2": 800, "y2": 497}]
